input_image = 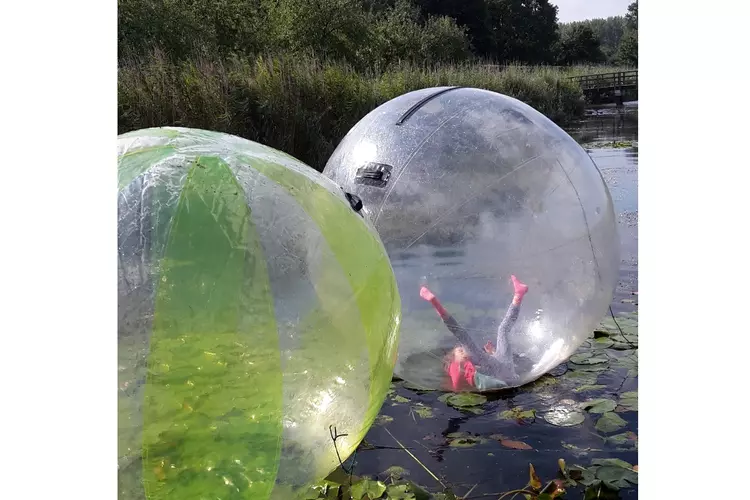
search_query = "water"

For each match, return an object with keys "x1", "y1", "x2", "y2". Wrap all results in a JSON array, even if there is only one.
[{"x1": 341, "y1": 106, "x2": 639, "y2": 498}]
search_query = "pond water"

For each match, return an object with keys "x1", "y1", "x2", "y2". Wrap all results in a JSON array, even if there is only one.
[{"x1": 331, "y1": 106, "x2": 639, "y2": 499}]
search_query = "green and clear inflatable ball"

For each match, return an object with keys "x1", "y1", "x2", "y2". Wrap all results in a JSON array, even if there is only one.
[{"x1": 118, "y1": 127, "x2": 401, "y2": 500}]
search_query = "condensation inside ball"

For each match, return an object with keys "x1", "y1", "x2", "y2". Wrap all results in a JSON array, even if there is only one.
[
  {"x1": 324, "y1": 87, "x2": 619, "y2": 391},
  {"x1": 118, "y1": 127, "x2": 399, "y2": 499}
]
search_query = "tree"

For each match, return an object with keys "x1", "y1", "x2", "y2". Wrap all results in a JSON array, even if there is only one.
[
  {"x1": 625, "y1": 0, "x2": 638, "y2": 30},
  {"x1": 557, "y1": 24, "x2": 605, "y2": 65},
  {"x1": 413, "y1": 0, "x2": 494, "y2": 57},
  {"x1": 559, "y1": 16, "x2": 626, "y2": 62},
  {"x1": 118, "y1": 0, "x2": 268, "y2": 59},
  {"x1": 485, "y1": 0, "x2": 560, "y2": 64},
  {"x1": 616, "y1": 1, "x2": 637, "y2": 65},
  {"x1": 616, "y1": 30, "x2": 637, "y2": 65},
  {"x1": 365, "y1": 0, "x2": 471, "y2": 67},
  {"x1": 420, "y1": 15, "x2": 473, "y2": 63},
  {"x1": 263, "y1": 0, "x2": 372, "y2": 63}
]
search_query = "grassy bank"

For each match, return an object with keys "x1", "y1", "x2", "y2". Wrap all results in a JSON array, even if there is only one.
[{"x1": 118, "y1": 52, "x2": 605, "y2": 170}]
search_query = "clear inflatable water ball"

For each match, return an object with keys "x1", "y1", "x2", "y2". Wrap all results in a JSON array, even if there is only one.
[
  {"x1": 118, "y1": 127, "x2": 400, "y2": 499},
  {"x1": 324, "y1": 87, "x2": 618, "y2": 392}
]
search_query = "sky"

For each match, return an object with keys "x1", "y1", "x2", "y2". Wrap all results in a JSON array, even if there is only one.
[{"x1": 551, "y1": 0, "x2": 632, "y2": 23}]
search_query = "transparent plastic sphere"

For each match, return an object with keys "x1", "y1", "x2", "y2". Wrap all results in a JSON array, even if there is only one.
[
  {"x1": 118, "y1": 127, "x2": 400, "y2": 499},
  {"x1": 324, "y1": 87, "x2": 618, "y2": 392}
]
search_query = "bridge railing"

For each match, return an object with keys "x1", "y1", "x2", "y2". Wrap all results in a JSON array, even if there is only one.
[{"x1": 568, "y1": 70, "x2": 638, "y2": 90}]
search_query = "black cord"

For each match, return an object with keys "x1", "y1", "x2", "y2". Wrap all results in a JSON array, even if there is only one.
[
  {"x1": 609, "y1": 305, "x2": 637, "y2": 348},
  {"x1": 329, "y1": 425, "x2": 357, "y2": 485}
]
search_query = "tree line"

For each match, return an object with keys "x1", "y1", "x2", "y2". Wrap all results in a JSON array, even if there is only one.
[{"x1": 118, "y1": 0, "x2": 638, "y2": 68}]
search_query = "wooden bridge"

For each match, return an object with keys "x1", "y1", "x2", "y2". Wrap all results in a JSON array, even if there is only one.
[{"x1": 567, "y1": 70, "x2": 638, "y2": 105}]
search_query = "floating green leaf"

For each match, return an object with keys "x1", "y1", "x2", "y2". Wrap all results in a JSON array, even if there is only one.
[
  {"x1": 351, "y1": 478, "x2": 387, "y2": 500},
  {"x1": 544, "y1": 405, "x2": 586, "y2": 427},
  {"x1": 499, "y1": 407, "x2": 537, "y2": 423},
  {"x1": 449, "y1": 436, "x2": 483, "y2": 448},
  {"x1": 402, "y1": 381, "x2": 435, "y2": 392},
  {"x1": 595, "y1": 465, "x2": 638, "y2": 490},
  {"x1": 375, "y1": 415, "x2": 393, "y2": 426},
  {"x1": 446, "y1": 431, "x2": 471, "y2": 438},
  {"x1": 607, "y1": 431, "x2": 638, "y2": 448},
  {"x1": 570, "y1": 352, "x2": 609, "y2": 365},
  {"x1": 562, "y1": 442, "x2": 602, "y2": 456},
  {"x1": 618, "y1": 391, "x2": 638, "y2": 411},
  {"x1": 434, "y1": 489, "x2": 458, "y2": 500},
  {"x1": 563, "y1": 371, "x2": 600, "y2": 386},
  {"x1": 610, "y1": 335, "x2": 638, "y2": 350},
  {"x1": 580, "y1": 398, "x2": 617, "y2": 414},
  {"x1": 438, "y1": 392, "x2": 487, "y2": 409},
  {"x1": 567, "y1": 465, "x2": 598, "y2": 486},
  {"x1": 392, "y1": 395, "x2": 410, "y2": 404},
  {"x1": 591, "y1": 458, "x2": 634, "y2": 469},
  {"x1": 595, "y1": 412, "x2": 628, "y2": 433},
  {"x1": 574, "y1": 384, "x2": 607, "y2": 393},
  {"x1": 592, "y1": 338, "x2": 614, "y2": 349},
  {"x1": 530, "y1": 374, "x2": 560, "y2": 391},
  {"x1": 383, "y1": 466, "x2": 409, "y2": 481},
  {"x1": 385, "y1": 484, "x2": 415, "y2": 500},
  {"x1": 412, "y1": 404, "x2": 434, "y2": 419}
]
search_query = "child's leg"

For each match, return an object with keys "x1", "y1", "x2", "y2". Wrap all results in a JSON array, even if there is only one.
[
  {"x1": 473, "y1": 371, "x2": 510, "y2": 391},
  {"x1": 494, "y1": 275, "x2": 528, "y2": 361},
  {"x1": 420, "y1": 286, "x2": 486, "y2": 359}
]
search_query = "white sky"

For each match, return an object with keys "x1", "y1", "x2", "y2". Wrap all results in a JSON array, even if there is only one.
[{"x1": 551, "y1": 0, "x2": 632, "y2": 23}]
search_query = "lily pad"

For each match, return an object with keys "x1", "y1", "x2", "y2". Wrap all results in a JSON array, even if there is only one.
[
  {"x1": 612, "y1": 354, "x2": 637, "y2": 371},
  {"x1": 412, "y1": 404, "x2": 434, "y2": 419},
  {"x1": 595, "y1": 465, "x2": 638, "y2": 490},
  {"x1": 567, "y1": 465, "x2": 598, "y2": 486},
  {"x1": 544, "y1": 405, "x2": 586, "y2": 427},
  {"x1": 446, "y1": 431, "x2": 471, "y2": 438},
  {"x1": 464, "y1": 407, "x2": 485, "y2": 415},
  {"x1": 580, "y1": 398, "x2": 617, "y2": 414},
  {"x1": 592, "y1": 458, "x2": 634, "y2": 469},
  {"x1": 563, "y1": 371, "x2": 600, "y2": 386},
  {"x1": 562, "y1": 442, "x2": 602, "y2": 456},
  {"x1": 351, "y1": 478, "x2": 386, "y2": 500},
  {"x1": 592, "y1": 338, "x2": 615, "y2": 349},
  {"x1": 448, "y1": 436, "x2": 483, "y2": 448},
  {"x1": 402, "y1": 381, "x2": 435, "y2": 392},
  {"x1": 392, "y1": 395, "x2": 410, "y2": 404},
  {"x1": 607, "y1": 431, "x2": 638, "y2": 448},
  {"x1": 610, "y1": 335, "x2": 638, "y2": 350},
  {"x1": 573, "y1": 384, "x2": 607, "y2": 393},
  {"x1": 618, "y1": 391, "x2": 638, "y2": 411},
  {"x1": 569, "y1": 362, "x2": 609, "y2": 373},
  {"x1": 385, "y1": 484, "x2": 416, "y2": 500},
  {"x1": 595, "y1": 412, "x2": 628, "y2": 433},
  {"x1": 529, "y1": 374, "x2": 559, "y2": 390},
  {"x1": 375, "y1": 415, "x2": 393, "y2": 425},
  {"x1": 383, "y1": 466, "x2": 409, "y2": 481},
  {"x1": 570, "y1": 352, "x2": 609, "y2": 365},
  {"x1": 438, "y1": 392, "x2": 487, "y2": 409},
  {"x1": 499, "y1": 407, "x2": 537, "y2": 423}
]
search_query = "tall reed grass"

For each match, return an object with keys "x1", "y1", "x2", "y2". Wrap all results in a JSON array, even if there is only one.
[{"x1": 118, "y1": 51, "x2": 611, "y2": 170}]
